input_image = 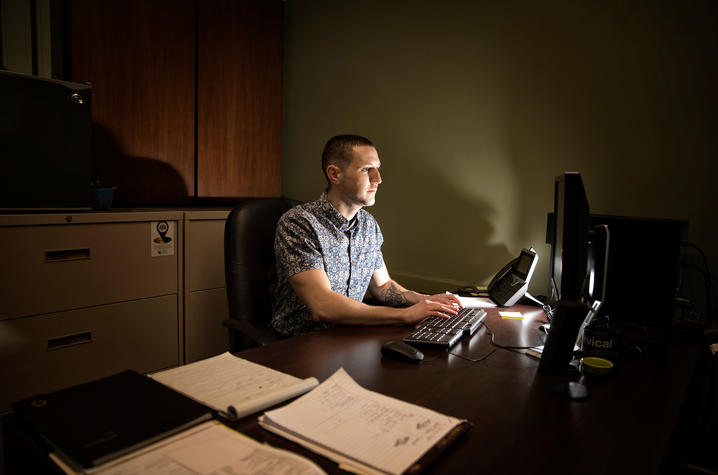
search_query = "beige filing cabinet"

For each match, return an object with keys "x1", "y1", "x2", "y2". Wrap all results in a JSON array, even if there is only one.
[
  {"x1": 0, "y1": 211, "x2": 183, "y2": 412},
  {"x1": 183, "y1": 209, "x2": 231, "y2": 363}
]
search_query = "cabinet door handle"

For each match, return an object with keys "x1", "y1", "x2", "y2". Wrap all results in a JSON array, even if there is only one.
[
  {"x1": 45, "y1": 248, "x2": 91, "y2": 262},
  {"x1": 47, "y1": 331, "x2": 93, "y2": 351}
]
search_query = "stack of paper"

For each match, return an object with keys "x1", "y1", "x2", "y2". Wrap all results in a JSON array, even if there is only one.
[
  {"x1": 82, "y1": 421, "x2": 326, "y2": 475},
  {"x1": 150, "y1": 352, "x2": 318, "y2": 420},
  {"x1": 260, "y1": 368, "x2": 471, "y2": 475}
]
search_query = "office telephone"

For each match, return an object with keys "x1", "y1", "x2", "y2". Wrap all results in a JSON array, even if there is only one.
[{"x1": 488, "y1": 248, "x2": 538, "y2": 306}]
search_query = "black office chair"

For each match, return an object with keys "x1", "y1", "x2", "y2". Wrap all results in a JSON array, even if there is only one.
[{"x1": 223, "y1": 197, "x2": 300, "y2": 352}]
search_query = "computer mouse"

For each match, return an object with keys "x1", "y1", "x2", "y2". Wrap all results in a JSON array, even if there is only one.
[{"x1": 381, "y1": 340, "x2": 424, "y2": 363}]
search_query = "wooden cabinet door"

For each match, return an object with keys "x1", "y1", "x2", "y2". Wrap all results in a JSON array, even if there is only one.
[
  {"x1": 71, "y1": 0, "x2": 196, "y2": 204},
  {"x1": 70, "y1": 0, "x2": 282, "y2": 202},
  {"x1": 197, "y1": 0, "x2": 282, "y2": 198}
]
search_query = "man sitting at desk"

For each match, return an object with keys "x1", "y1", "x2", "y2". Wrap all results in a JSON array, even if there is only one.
[{"x1": 271, "y1": 134, "x2": 461, "y2": 337}]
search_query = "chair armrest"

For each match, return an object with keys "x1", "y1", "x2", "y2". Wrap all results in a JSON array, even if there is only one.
[{"x1": 222, "y1": 318, "x2": 278, "y2": 347}]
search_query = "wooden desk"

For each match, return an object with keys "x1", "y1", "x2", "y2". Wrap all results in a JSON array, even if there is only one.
[
  {"x1": 3, "y1": 305, "x2": 702, "y2": 474},
  {"x1": 228, "y1": 305, "x2": 701, "y2": 474}
]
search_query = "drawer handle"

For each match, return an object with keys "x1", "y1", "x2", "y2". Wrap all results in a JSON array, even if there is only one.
[
  {"x1": 47, "y1": 331, "x2": 93, "y2": 351},
  {"x1": 45, "y1": 248, "x2": 91, "y2": 262}
]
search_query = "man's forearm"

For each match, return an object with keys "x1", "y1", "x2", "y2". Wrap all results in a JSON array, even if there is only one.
[
  {"x1": 311, "y1": 289, "x2": 410, "y2": 325},
  {"x1": 289, "y1": 269, "x2": 411, "y2": 325},
  {"x1": 290, "y1": 270, "x2": 460, "y2": 326},
  {"x1": 373, "y1": 280, "x2": 425, "y2": 307}
]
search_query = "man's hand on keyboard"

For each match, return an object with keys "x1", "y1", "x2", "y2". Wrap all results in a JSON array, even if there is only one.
[
  {"x1": 426, "y1": 292, "x2": 463, "y2": 309},
  {"x1": 403, "y1": 308, "x2": 487, "y2": 348},
  {"x1": 402, "y1": 295, "x2": 461, "y2": 323}
]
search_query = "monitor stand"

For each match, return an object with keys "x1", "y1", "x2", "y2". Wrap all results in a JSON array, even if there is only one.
[
  {"x1": 538, "y1": 301, "x2": 591, "y2": 399},
  {"x1": 539, "y1": 300, "x2": 587, "y2": 374}
]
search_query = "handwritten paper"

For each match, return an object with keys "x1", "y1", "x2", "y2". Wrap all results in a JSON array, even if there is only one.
[
  {"x1": 149, "y1": 352, "x2": 318, "y2": 420},
  {"x1": 259, "y1": 368, "x2": 468, "y2": 475},
  {"x1": 86, "y1": 421, "x2": 325, "y2": 475}
]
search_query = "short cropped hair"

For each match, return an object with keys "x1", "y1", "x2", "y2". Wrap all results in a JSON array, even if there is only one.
[{"x1": 321, "y1": 134, "x2": 375, "y2": 183}]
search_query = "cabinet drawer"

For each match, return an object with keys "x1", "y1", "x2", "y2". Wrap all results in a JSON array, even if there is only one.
[
  {"x1": 187, "y1": 218, "x2": 227, "y2": 291},
  {"x1": 186, "y1": 288, "x2": 229, "y2": 363},
  {"x1": 0, "y1": 221, "x2": 178, "y2": 319},
  {"x1": 0, "y1": 295, "x2": 179, "y2": 411}
]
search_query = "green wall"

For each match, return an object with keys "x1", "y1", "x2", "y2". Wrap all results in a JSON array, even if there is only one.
[
  {"x1": 281, "y1": 0, "x2": 717, "y2": 305},
  {"x1": 0, "y1": 0, "x2": 55, "y2": 76}
]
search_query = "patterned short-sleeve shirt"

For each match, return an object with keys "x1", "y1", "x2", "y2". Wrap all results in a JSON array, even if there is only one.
[{"x1": 271, "y1": 192, "x2": 385, "y2": 336}]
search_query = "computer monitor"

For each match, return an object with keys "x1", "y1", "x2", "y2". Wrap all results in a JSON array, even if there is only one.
[
  {"x1": 547, "y1": 172, "x2": 591, "y2": 303},
  {"x1": 539, "y1": 172, "x2": 593, "y2": 375},
  {"x1": 589, "y1": 214, "x2": 684, "y2": 327}
]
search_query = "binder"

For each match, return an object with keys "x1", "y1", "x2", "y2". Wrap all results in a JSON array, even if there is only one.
[{"x1": 11, "y1": 370, "x2": 212, "y2": 469}]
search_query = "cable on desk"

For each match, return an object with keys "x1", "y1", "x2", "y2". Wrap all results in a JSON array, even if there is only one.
[
  {"x1": 447, "y1": 321, "x2": 536, "y2": 363},
  {"x1": 447, "y1": 316, "x2": 549, "y2": 363},
  {"x1": 445, "y1": 324, "x2": 498, "y2": 363},
  {"x1": 448, "y1": 347, "x2": 499, "y2": 363},
  {"x1": 542, "y1": 303, "x2": 555, "y2": 322},
  {"x1": 483, "y1": 322, "x2": 537, "y2": 351},
  {"x1": 418, "y1": 353, "x2": 449, "y2": 364},
  {"x1": 680, "y1": 241, "x2": 716, "y2": 326}
]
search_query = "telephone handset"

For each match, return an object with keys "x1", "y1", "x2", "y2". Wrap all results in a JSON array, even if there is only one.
[{"x1": 488, "y1": 248, "x2": 538, "y2": 306}]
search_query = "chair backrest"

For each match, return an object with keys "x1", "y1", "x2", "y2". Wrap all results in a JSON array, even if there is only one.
[{"x1": 224, "y1": 197, "x2": 298, "y2": 350}]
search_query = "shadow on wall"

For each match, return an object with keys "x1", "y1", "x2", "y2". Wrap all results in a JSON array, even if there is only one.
[
  {"x1": 376, "y1": 157, "x2": 514, "y2": 287},
  {"x1": 91, "y1": 122, "x2": 190, "y2": 204}
]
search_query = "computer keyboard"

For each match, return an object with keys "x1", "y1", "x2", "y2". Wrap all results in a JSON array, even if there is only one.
[{"x1": 403, "y1": 308, "x2": 487, "y2": 349}]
